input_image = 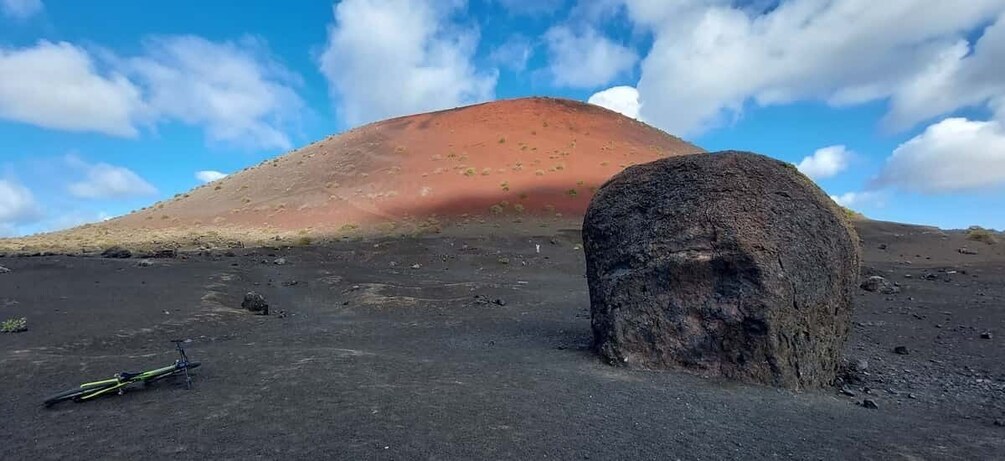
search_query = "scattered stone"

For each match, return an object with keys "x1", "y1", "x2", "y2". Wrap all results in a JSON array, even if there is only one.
[
  {"x1": 907, "y1": 393, "x2": 917, "y2": 399},
  {"x1": 981, "y1": 331, "x2": 993, "y2": 340},
  {"x1": 492, "y1": 298, "x2": 507, "y2": 306},
  {"x1": 958, "y1": 248, "x2": 978, "y2": 255},
  {"x1": 893, "y1": 346, "x2": 910, "y2": 355},
  {"x1": 861, "y1": 399, "x2": 879, "y2": 410},
  {"x1": 0, "y1": 265, "x2": 9, "y2": 274},
  {"x1": 994, "y1": 419, "x2": 1004, "y2": 427},
  {"x1": 273, "y1": 257, "x2": 287, "y2": 265},
  {"x1": 241, "y1": 292, "x2": 269, "y2": 315},
  {"x1": 583, "y1": 152, "x2": 860, "y2": 389},
  {"x1": 136, "y1": 259, "x2": 153, "y2": 267},
  {"x1": 497, "y1": 257, "x2": 510, "y2": 265},
  {"x1": 277, "y1": 310, "x2": 287, "y2": 319},
  {"x1": 411, "y1": 263, "x2": 421, "y2": 269},
  {"x1": 840, "y1": 386, "x2": 856, "y2": 397},
  {"x1": 878, "y1": 244, "x2": 888, "y2": 250},
  {"x1": 860, "y1": 276, "x2": 900, "y2": 294},
  {"x1": 101, "y1": 246, "x2": 132, "y2": 259},
  {"x1": 281, "y1": 280, "x2": 300, "y2": 287}
]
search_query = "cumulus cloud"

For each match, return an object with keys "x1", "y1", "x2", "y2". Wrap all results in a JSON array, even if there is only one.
[
  {"x1": 0, "y1": 178, "x2": 42, "y2": 226},
  {"x1": 796, "y1": 145, "x2": 852, "y2": 180},
  {"x1": 884, "y1": 13, "x2": 1005, "y2": 130},
  {"x1": 0, "y1": 36, "x2": 302, "y2": 150},
  {"x1": 319, "y1": 0, "x2": 496, "y2": 127},
  {"x1": 621, "y1": 0, "x2": 1005, "y2": 135},
  {"x1": 66, "y1": 156, "x2": 157, "y2": 199},
  {"x1": 195, "y1": 170, "x2": 227, "y2": 183},
  {"x1": 0, "y1": 41, "x2": 145, "y2": 136},
  {"x1": 587, "y1": 85, "x2": 641, "y2": 119},
  {"x1": 127, "y1": 36, "x2": 303, "y2": 150},
  {"x1": 544, "y1": 25, "x2": 637, "y2": 88},
  {"x1": 1, "y1": 0, "x2": 43, "y2": 19},
  {"x1": 873, "y1": 117, "x2": 1005, "y2": 194}
]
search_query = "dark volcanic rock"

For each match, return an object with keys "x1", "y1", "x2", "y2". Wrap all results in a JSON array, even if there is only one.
[
  {"x1": 0, "y1": 265, "x2": 9, "y2": 274},
  {"x1": 101, "y1": 246, "x2": 132, "y2": 259},
  {"x1": 242, "y1": 292, "x2": 269, "y2": 315},
  {"x1": 583, "y1": 151, "x2": 860, "y2": 389},
  {"x1": 861, "y1": 276, "x2": 900, "y2": 294}
]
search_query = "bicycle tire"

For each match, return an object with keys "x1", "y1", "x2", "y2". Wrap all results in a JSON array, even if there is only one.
[{"x1": 43, "y1": 384, "x2": 113, "y2": 407}]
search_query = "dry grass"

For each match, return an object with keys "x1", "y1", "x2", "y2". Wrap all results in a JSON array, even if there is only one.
[{"x1": 966, "y1": 226, "x2": 999, "y2": 245}]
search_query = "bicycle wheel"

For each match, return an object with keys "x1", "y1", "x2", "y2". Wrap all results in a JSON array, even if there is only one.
[{"x1": 43, "y1": 383, "x2": 113, "y2": 407}]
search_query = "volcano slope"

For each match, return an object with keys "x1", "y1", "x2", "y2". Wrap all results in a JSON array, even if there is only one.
[
  {"x1": 0, "y1": 97, "x2": 702, "y2": 253},
  {"x1": 0, "y1": 219, "x2": 1003, "y2": 459}
]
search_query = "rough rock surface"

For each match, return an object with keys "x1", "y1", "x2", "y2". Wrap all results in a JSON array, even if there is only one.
[
  {"x1": 583, "y1": 151, "x2": 860, "y2": 389},
  {"x1": 860, "y1": 276, "x2": 900, "y2": 294},
  {"x1": 100, "y1": 246, "x2": 132, "y2": 259},
  {"x1": 242, "y1": 292, "x2": 269, "y2": 315}
]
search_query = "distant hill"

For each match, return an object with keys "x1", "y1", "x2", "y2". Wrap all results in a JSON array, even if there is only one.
[{"x1": 2, "y1": 97, "x2": 704, "y2": 252}]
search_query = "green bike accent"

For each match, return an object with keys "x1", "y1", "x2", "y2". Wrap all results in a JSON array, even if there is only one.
[{"x1": 43, "y1": 340, "x2": 200, "y2": 407}]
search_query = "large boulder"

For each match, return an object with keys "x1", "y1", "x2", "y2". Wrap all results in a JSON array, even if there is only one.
[{"x1": 583, "y1": 151, "x2": 860, "y2": 389}]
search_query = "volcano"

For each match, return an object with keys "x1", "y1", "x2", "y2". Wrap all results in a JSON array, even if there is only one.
[{"x1": 5, "y1": 97, "x2": 703, "y2": 250}]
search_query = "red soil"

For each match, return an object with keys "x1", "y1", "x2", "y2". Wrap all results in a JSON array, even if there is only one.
[{"x1": 112, "y1": 97, "x2": 704, "y2": 234}]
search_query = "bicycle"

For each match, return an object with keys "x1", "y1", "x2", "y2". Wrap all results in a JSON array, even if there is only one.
[{"x1": 43, "y1": 339, "x2": 201, "y2": 407}]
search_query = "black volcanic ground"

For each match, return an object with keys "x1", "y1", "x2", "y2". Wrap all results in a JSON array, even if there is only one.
[{"x1": 1, "y1": 220, "x2": 1003, "y2": 459}]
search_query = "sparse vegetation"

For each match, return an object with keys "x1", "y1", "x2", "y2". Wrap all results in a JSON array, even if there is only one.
[
  {"x1": 1, "y1": 317, "x2": 27, "y2": 333},
  {"x1": 295, "y1": 236, "x2": 312, "y2": 246},
  {"x1": 566, "y1": 189, "x2": 578, "y2": 197},
  {"x1": 489, "y1": 204, "x2": 504, "y2": 214},
  {"x1": 464, "y1": 168, "x2": 476, "y2": 177},
  {"x1": 498, "y1": 137, "x2": 506, "y2": 144},
  {"x1": 500, "y1": 181, "x2": 510, "y2": 192},
  {"x1": 966, "y1": 226, "x2": 999, "y2": 245},
  {"x1": 535, "y1": 170, "x2": 545, "y2": 176},
  {"x1": 513, "y1": 204, "x2": 525, "y2": 213},
  {"x1": 839, "y1": 206, "x2": 865, "y2": 221}
]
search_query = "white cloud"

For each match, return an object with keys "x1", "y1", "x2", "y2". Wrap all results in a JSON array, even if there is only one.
[
  {"x1": 544, "y1": 25, "x2": 637, "y2": 88},
  {"x1": 873, "y1": 117, "x2": 1005, "y2": 193},
  {"x1": 588, "y1": 85, "x2": 641, "y2": 119},
  {"x1": 0, "y1": 36, "x2": 302, "y2": 150},
  {"x1": 1, "y1": 0, "x2": 43, "y2": 19},
  {"x1": 0, "y1": 41, "x2": 145, "y2": 136},
  {"x1": 195, "y1": 170, "x2": 227, "y2": 183},
  {"x1": 884, "y1": 13, "x2": 1005, "y2": 130},
  {"x1": 127, "y1": 36, "x2": 302, "y2": 150},
  {"x1": 622, "y1": 0, "x2": 1005, "y2": 136},
  {"x1": 488, "y1": 35, "x2": 533, "y2": 73},
  {"x1": 830, "y1": 191, "x2": 883, "y2": 209},
  {"x1": 0, "y1": 178, "x2": 41, "y2": 226},
  {"x1": 319, "y1": 0, "x2": 496, "y2": 127},
  {"x1": 66, "y1": 156, "x2": 157, "y2": 199},
  {"x1": 797, "y1": 145, "x2": 852, "y2": 180}
]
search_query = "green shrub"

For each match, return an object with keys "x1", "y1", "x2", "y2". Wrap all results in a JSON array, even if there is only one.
[{"x1": 1, "y1": 317, "x2": 27, "y2": 333}]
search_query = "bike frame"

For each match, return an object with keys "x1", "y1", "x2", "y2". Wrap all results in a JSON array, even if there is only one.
[{"x1": 76, "y1": 363, "x2": 181, "y2": 401}]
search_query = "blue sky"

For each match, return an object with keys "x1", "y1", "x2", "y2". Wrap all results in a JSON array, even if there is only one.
[{"x1": 1, "y1": 0, "x2": 1004, "y2": 236}]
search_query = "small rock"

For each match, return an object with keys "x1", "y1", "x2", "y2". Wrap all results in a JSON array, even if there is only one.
[
  {"x1": 907, "y1": 393, "x2": 917, "y2": 399},
  {"x1": 994, "y1": 419, "x2": 1004, "y2": 427},
  {"x1": 0, "y1": 265, "x2": 10, "y2": 274},
  {"x1": 893, "y1": 346, "x2": 910, "y2": 355},
  {"x1": 274, "y1": 257, "x2": 287, "y2": 265},
  {"x1": 136, "y1": 259, "x2": 153, "y2": 267},
  {"x1": 981, "y1": 331, "x2": 993, "y2": 339},
  {"x1": 101, "y1": 246, "x2": 132, "y2": 259},
  {"x1": 958, "y1": 248, "x2": 978, "y2": 255},
  {"x1": 277, "y1": 310, "x2": 287, "y2": 319},
  {"x1": 411, "y1": 263, "x2": 421, "y2": 269},
  {"x1": 281, "y1": 280, "x2": 300, "y2": 287},
  {"x1": 860, "y1": 276, "x2": 900, "y2": 294},
  {"x1": 878, "y1": 244, "x2": 888, "y2": 250},
  {"x1": 840, "y1": 386, "x2": 856, "y2": 397},
  {"x1": 497, "y1": 257, "x2": 510, "y2": 265},
  {"x1": 492, "y1": 298, "x2": 507, "y2": 306},
  {"x1": 861, "y1": 399, "x2": 879, "y2": 410},
  {"x1": 242, "y1": 291, "x2": 269, "y2": 315}
]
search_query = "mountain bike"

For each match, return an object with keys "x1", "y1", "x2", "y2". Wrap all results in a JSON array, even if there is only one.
[{"x1": 43, "y1": 339, "x2": 201, "y2": 407}]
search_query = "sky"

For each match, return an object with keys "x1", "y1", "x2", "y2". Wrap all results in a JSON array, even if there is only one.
[{"x1": 1, "y1": 0, "x2": 1004, "y2": 237}]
